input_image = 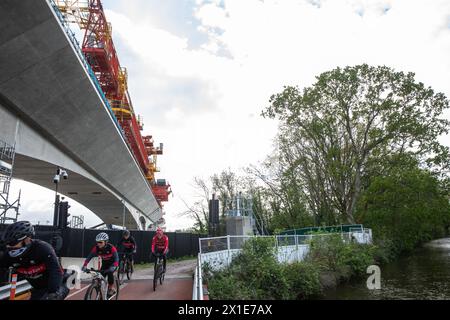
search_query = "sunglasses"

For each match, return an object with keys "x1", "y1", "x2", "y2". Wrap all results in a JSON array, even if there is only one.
[
  {"x1": 6, "y1": 241, "x2": 20, "y2": 247},
  {"x1": 6, "y1": 239, "x2": 25, "y2": 247}
]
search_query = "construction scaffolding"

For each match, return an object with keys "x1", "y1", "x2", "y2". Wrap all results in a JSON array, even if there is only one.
[
  {"x1": 70, "y1": 215, "x2": 85, "y2": 229},
  {"x1": 225, "y1": 192, "x2": 267, "y2": 235},
  {"x1": 0, "y1": 139, "x2": 20, "y2": 224},
  {"x1": 53, "y1": 0, "x2": 172, "y2": 209}
]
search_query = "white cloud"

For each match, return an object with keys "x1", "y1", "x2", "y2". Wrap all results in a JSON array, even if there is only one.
[
  {"x1": 8, "y1": 180, "x2": 102, "y2": 227},
  {"x1": 195, "y1": 3, "x2": 229, "y2": 30}
]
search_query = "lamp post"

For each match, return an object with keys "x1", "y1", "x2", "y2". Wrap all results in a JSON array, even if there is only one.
[
  {"x1": 52, "y1": 168, "x2": 68, "y2": 228},
  {"x1": 122, "y1": 199, "x2": 126, "y2": 229}
]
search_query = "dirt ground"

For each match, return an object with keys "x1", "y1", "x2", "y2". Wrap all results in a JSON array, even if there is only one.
[{"x1": 133, "y1": 258, "x2": 197, "y2": 280}]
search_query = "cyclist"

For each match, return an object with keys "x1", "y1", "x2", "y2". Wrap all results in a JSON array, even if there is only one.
[
  {"x1": 151, "y1": 227, "x2": 169, "y2": 273},
  {"x1": 117, "y1": 230, "x2": 136, "y2": 271},
  {"x1": 82, "y1": 232, "x2": 119, "y2": 297},
  {"x1": 0, "y1": 221, "x2": 69, "y2": 300}
]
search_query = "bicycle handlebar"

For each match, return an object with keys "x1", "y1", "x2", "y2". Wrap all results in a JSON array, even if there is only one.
[
  {"x1": 153, "y1": 252, "x2": 165, "y2": 257},
  {"x1": 84, "y1": 268, "x2": 102, "y2": 274},
  {"x1": 119, "y1": 252, "x2": 134, "y2": 257}
]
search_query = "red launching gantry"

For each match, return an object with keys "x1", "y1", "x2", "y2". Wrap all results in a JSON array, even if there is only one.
[{"x1": 56, "y1": 0, "x2": 171, "y2": 209}]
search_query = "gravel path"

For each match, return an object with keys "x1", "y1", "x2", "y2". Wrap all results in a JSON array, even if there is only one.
[{"x1": 133, "y1": 259, "x2": 197, "y2": 280}]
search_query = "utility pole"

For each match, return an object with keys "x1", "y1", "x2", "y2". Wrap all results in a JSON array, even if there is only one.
[
  {"x1": 209, "y1": 193, "x2": 220, "y2": 236},
  {"x1": 122, "y1": 199, "x2": 126, "y2": 229},
  {"x1": 53, "y1": 192, "x2": 60, "y2": 227},
  {"x1": 236, "y1": 191, "x2": 242, "y2": 217},
  {"x1": 52, "y1": 168, "x2": 68, "y2": 228}
]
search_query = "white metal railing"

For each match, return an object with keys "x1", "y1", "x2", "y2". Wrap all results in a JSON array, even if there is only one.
[
  {"x1": 198, "y1": 229, "x2": 372, "y2": 271},
  {"x1": 192, "y1": 263, "x2": 197, "y2": 300},
  {"x1": 195, "y1": 230, "x2": 372, "y2": 297},
  {"x1": 0, "y1": 280, "x2": 32, "y2": 300},
  {"x1": 199, "y1": 231, "x2": 372, "y2": 254},
  {"x1": 192, "y1": 253, "x2": 204, "y2": 300}
]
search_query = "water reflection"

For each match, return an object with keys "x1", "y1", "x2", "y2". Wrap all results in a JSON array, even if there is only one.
[{"x1": 322, "y1": 238, "x2": 450, "y2": 300}]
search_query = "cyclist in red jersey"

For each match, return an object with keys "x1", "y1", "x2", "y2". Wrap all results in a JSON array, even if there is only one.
[{"x1": 151, "y1": 228, "x2": 169, "y2": 273}]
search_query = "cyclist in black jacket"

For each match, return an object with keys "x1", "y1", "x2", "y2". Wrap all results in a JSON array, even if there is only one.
[
  {"x1": 0, "y1": 221, "x2": 69, "y2": 300},
  {"x1": 117, "y1": 230, "x2": 136, "y2": 271}
]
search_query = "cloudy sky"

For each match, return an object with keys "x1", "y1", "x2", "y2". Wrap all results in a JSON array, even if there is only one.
[{"x1": 9, "y1": 0, "x2": 450, "y2": 230}]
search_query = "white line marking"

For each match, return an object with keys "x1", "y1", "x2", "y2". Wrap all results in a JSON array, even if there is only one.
[
  {"x1": 67, "y1": 281, "x2": 129, "y2": 300},
  {"x1": 66, "y1": 285, "x2": 89, "y2": 299}
]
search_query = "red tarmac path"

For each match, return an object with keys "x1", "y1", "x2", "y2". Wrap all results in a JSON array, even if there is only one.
[
  {"x1": 66, "y1": 259, "x2": 196, "y2": 300},
  {"x1": 66, "y1": 278, "x2": 193, "y2": 300}
]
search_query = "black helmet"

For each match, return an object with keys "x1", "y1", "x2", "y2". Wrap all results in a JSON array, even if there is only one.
[
  {"x1": 2, "y1": 221, "x2": 35, "y2": 246},
  {"x1": 123, "y1": 230, "x2": 130, "y2": 237}
]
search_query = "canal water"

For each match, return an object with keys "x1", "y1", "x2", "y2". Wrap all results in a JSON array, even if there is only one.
[{"x1": 322, "y1": 238, "x2": 450, "y2": 300}]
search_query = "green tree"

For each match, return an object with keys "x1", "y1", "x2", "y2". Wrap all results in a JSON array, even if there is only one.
[
  {"x1": 263, "y1": 64, "x2": 450, "y2": 225},
  {"x1": 246, "y1": 158, "x2": 314, "y2": 233},
  {"x1": 357, "y1": 162, "x2": 450, "y2": 254}
]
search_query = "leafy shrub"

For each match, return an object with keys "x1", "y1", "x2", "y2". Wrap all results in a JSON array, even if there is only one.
[
  {"x1": 306, "y1": 234, "x2": 347, "y2": 271},
  {"x1": 207, "y1": 270, "x2": 251, "y2": 300},
  {"x1": 207, "y1": 237, "x2": 290, "y2": 300},
  {"x1": 306, "y1": 233, "x2": 377, "y2": 281},
  {"x1": 283, "y1": 261, "x2": 322, "y2": 299},
  {"x1": 207, "y1": 235, "x2": 378, "y2": 300},
  {"x1": 340, "y1": 243, "x2": 376, "y2": 276}
]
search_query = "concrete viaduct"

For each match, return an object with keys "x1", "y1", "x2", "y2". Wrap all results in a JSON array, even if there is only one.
[{"x1": 0, "y1": 0, "x2": 162, "y2": 230}]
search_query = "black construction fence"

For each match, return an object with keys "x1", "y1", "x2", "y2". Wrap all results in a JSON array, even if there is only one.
[{"x1": 0, "y1": 225, "x2": 205, "y2": 264}]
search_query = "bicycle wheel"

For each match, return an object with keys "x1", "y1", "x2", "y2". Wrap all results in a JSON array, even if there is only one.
[
  {"x1": 155, "y1": 264, "x2": 162, "y2": 285},
  {"x1": 84, "y1": 284, "x2": 102, "y2": 300},
  {"x1": 126, "y1": 260, "x2": 132, "y2": 280},
  {"x1": 118, "y1": 261, "x2": 125, "y2": 284},
  {"x1": 153, "y1": 265, "x2": 159, "y2": 291},
  {"x1": 109, "y1": 277, "x2": 120, "y2": 300},
  {"x1": 159, "y1": 265, "x2": 164, "y2": 285}
]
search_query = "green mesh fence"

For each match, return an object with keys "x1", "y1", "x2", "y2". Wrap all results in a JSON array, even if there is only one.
[{"x1": 278, "y1": 224, "x2": 364, "y2": 236}]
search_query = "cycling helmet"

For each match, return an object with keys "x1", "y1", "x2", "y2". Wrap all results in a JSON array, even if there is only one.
[
  {"x1": 2, "y1": 221, "x2": 35, "y2": 246},
  {"x1": 95, "y1": 232, "x2": 109, "y2": 242},
  {"x1": 123, "y1": 230, "x2": 130, "y2": 237}
]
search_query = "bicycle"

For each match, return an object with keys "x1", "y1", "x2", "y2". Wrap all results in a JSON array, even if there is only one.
[
  {"x1": 83, "y1": 268, "x2": 120, "y2": 300},
  {"x1": 118, "y1": 253, "x2": 133, "y2": 284},
  {"x1": 153, "y1": 254, "x2": 165, "y2": 291}
]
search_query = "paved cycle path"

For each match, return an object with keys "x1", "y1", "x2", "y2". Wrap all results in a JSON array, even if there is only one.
[{"x1": 67, "y1": 259, "x2": 195, "y2": 300}]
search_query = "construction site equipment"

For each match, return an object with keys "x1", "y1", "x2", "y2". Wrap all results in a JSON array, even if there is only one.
[
  {"x1": 70, "y1": 215, "x2": 85, "y2": 229},
  {"x1": 54, "y1": 0, "x2": 171, "y2": 208},
  {"x1": 225, "y1": 192, "x2": 267, "y2": 235},
  {"x1": 0, "y1": 139, "x2": 20, "y2": 224}
]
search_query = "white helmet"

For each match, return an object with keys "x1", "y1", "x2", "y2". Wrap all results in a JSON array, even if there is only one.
[{"x1": 96, "y1": 232, "x2": 109, "y2": 242}]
